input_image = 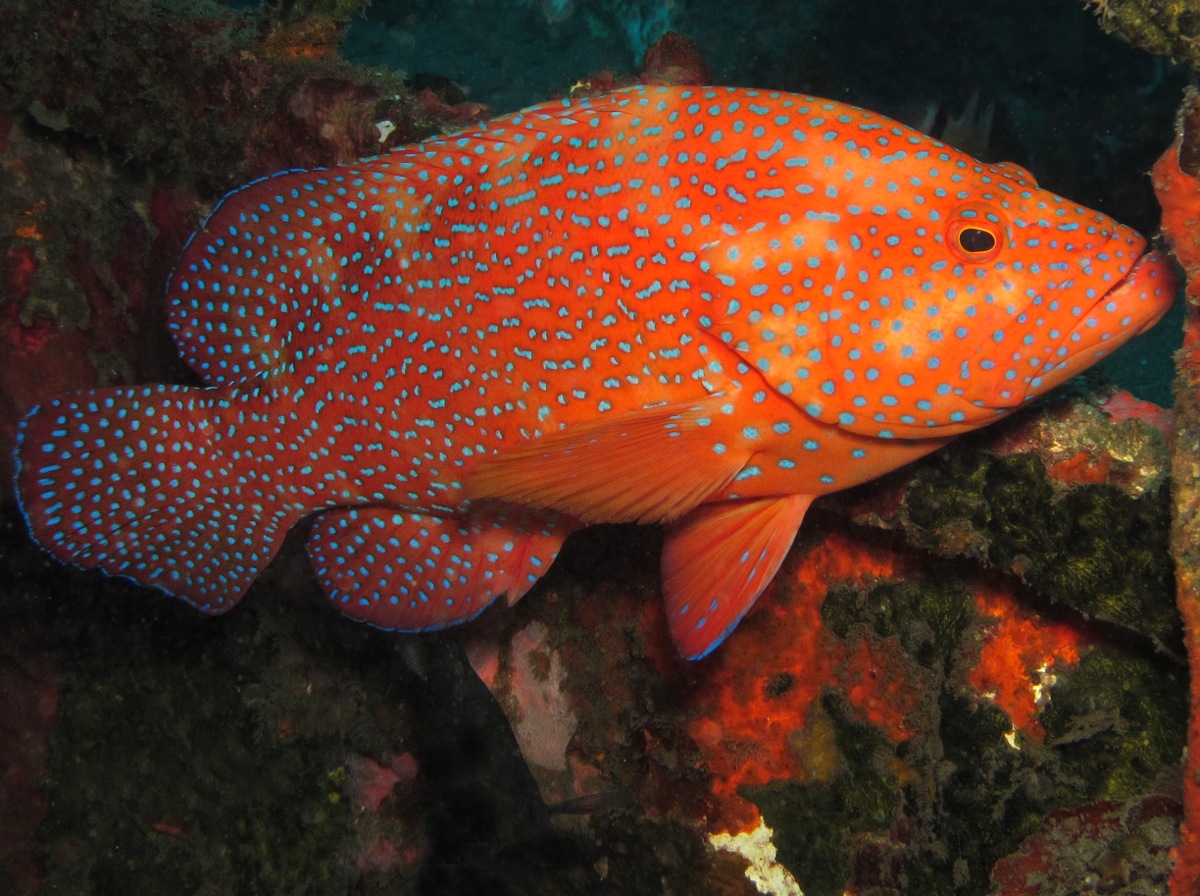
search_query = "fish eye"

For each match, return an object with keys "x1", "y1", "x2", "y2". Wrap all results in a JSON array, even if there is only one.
[
  {"x1": 946, "y1": 201, "x2": 1006, "y2": 263},
  {"x1": 957, "y1": 227, "x2": 997, "y2": 255}
]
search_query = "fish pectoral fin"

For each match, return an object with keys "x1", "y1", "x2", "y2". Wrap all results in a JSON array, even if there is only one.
[
  {"x1": 306, "y1": 506, "x2": 569, "y2": 631},
  {"x1": 465, "y1": 395, "x2": 750, "y2": 524},
  {"x1": 662, "y1": 494, "x2": 813, "y2": 659}
]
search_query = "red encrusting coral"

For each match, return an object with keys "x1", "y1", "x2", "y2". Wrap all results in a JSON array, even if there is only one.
[
  {"x1": 991, "y1": 795, "x2": 1179, "y2": 894},
  {"x1": 968, "y1": 584, "x2": 1084, "y2": 740},
  {"x1": 678, "y1": 524, "x2": 1095, "y2": 833},
  {"x1": 563, "y1": 33, "x2": 711, "y2": 100},
  {"x1": 1151, "y1": 85, "x2": 1200, "y2": 896},
  {"x1": 1098, "y1": 389, "x2": 1174, "y2": 436}
]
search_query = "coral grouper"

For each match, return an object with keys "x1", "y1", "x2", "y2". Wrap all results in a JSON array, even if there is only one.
[{"x1": 14, "y1": 85, "x2": 1176, "y2": 659}]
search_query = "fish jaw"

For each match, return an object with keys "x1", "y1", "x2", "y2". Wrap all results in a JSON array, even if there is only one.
[{"x1": 1000, "y1": 246, "x2": 1178, "y2": 409}]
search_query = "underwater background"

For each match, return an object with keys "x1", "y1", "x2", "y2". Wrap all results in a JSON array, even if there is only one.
[{"x1": 0, "y1": 0, "x2": 1194, "y2": 894}]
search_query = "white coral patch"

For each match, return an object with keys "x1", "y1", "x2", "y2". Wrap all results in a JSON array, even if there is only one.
[{"x1": 709, "y1": 819, "x2": 804, "y2": 896}]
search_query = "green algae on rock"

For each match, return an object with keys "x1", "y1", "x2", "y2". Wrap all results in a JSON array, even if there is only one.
[
  {"x1": 1086, "y1": 0, "x2": 1200, "y2": 70},
  {"x1": 831, "y1": 391, "x2": 1179, "y2": 658},
  {"x1": 1042, "y1": 647, "x2": 1188, "y2": 803}
]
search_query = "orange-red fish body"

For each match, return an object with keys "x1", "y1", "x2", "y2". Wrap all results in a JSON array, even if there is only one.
[{"x1": 15, "y1": 85, "x2": 1176, "y2": 658}]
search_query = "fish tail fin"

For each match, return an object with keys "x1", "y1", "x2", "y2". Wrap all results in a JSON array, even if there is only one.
[{"x1": 15, "y1": 384, "x2": 285, "y2": 612}]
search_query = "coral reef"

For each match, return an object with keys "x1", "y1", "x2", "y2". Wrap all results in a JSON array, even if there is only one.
[
  {"x1": 828, "y1": 389, "x2": 1179, "y2": 656},
  {"x1": 460, "y1": 385, "x2": 1182, "y2": 894},
  {"x1": 991, "y1": 794, "x2": 1179, "y2": 895},
  {"x1": 0, "y1": 0, "x2": 418, "y2": 185},
  {"x1": 1152, "y1": 85, "x2": 1200, "y2": 895},
  {"x1": 0, "y1": 4, "x2": 1190, "y2": 895},
  {"x1": 1086, "y1": 0, "x2": 1200, "y2": 70}
]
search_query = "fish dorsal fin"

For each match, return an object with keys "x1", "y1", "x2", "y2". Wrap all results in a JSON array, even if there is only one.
[
  {"x1": 465, "y1": 394, "x2": 752, "y2": 525},
  {"x1": 168, "y1": 174, "x2": 319, "y2": 386},
  {"x1": 167, "y1": 163, "x2": 412, "y2": 387},
  {"x1": 662, "y1": 494, "x2": 813, "y2": 659},
  {"x1": 307, "y1": 506, "x2": 569, "y2": 631}
]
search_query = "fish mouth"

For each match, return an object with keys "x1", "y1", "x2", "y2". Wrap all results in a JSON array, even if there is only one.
[
  {"x1": 1093, "y1": 246, "x2": 1176, "y2": 333},
  {"x1": 1110, "y1": 248, "x2": 1177, "y2": 332},
  {"x1": 1123, "y1": 249, "x2": 1178, "y2": 335},
  {"x1": 1034, "y1": 246, "x2": 1178, "y2": 395}
]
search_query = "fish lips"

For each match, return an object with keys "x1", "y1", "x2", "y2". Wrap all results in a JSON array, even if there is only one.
[
  {"x1": 1020, "y1": 247, "x2": 1178, "y2": 403},
  {"x1": 1123, "y1": 249, "x2": 1180, "y2": 335},
  {"x1": 969, "y1": 245, "x2": 1176, "y2": 419}
]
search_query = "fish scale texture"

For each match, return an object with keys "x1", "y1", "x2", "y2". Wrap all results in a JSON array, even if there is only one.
[{"x1": 15, "y1": 85, "x2": 1176, "y2": 658}]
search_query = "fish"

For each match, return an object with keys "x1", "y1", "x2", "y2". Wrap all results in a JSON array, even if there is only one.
[{"x1": 13, "y1": 84, "x2": 1176, "y2": 659}]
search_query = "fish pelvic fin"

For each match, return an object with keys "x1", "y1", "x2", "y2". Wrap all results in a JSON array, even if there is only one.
[
  {"x1": 307, "y1": 505, "x2": 570, "y2": 631},
  {"x1": 662, "y1": 494, "x2": 813, "y2": 659},
  {"x1": 14, "y1": 384, "x2": 286, "y2": 612}
]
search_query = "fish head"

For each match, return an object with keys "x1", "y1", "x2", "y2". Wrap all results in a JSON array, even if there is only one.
[
  {"x1": 703, "y1": 142, "x2": 1178, "y2": 441},
  {"x1": 916, "y1": 162, "x2": 1176, "y2": 422}
]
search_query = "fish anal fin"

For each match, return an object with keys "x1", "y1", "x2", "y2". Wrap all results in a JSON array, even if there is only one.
[
  {"x1": 306, "y1": 505, "x2": 570, "y2": 631},
  {"x1": 662, "y1": 494, "x2": 813, "y2": 659},
  {"x1": 466, "y1": 395, "x2": 749, "y2": 524}
]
